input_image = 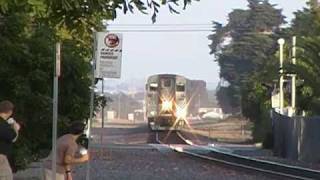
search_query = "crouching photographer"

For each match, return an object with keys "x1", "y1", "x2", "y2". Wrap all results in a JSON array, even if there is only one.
[{"x1": 43, "y1": 122, "x2": 89, "y2": 180}]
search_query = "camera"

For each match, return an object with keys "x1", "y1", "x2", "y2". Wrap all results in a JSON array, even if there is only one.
[
  {"x1": 77, "y1": 134, "x2": 89, "y2": 149},
  {"x1": 7, "y1": 118, "x2": 16, "y2": 124}
]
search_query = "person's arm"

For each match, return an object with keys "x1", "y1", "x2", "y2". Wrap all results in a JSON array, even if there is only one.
[
  {"x1": 64, "y1": 153, "x2": 89, "y2": 165},
  {"x1": 63, "y1": 145, "x2": 89, "y2": 165},
  {"x1": 11, "y1": 123, "x2": 20, "y2": 142},
  {"x1": 0, "y1": 124, "x2": 17, "y2": 143}
]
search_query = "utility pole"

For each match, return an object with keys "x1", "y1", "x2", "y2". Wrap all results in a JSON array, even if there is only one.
[
  {"x1": 101, "y1": 79, "x2": 105, "y2": 144},
  {"x1": 52, "y1": 42, "x2": 60, "y2": 180},
  {"x1": 278, "y1": 38, "x2": 285, "y2": 114},
  {"x1": 86, "y1": 30, "x2": 97, "y2": 180},
  {"x1": 291, "y1": 36, "x2": 297, "y2": 115},
  {"x1": 101, "y1": 79, "x2": 105, "y2": 128},
  {"x1": 86, "y1": 59, "x2": 95, "y2": 180}
]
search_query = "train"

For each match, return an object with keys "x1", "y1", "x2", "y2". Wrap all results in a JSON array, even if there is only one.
[{"x1": 145, "y1": 74, "x2": 190, "y2": 131}]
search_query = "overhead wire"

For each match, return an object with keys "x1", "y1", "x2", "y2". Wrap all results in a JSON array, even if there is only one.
[
  {"x1": 106, "y1": 23, "x2": 214, "y2": 26},
  {"x1": 104, "y1": 29, "x2": 215, "y2": 32},
  {"x1": 104, "y1": 23, "x2": 216, "y2": 32}
]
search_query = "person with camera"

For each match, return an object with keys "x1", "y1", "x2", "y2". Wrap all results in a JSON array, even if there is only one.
[
  {"x1": 43, "y1": 122, "x2": 89, "y2": 180},
  {"x1": 0, "y1": 100, "x2": 20, "y2": 180}
]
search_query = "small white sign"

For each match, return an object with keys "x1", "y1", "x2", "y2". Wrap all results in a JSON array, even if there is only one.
[
  {"x1": 56, "y1": 43, "x2": 61, "y2": 77},
  {"x1": 94, "y1": 32, "x2": 123, "y2": 78},
  {"x1": 271, "y1": 92, "x2": 280, "y2": 108}
]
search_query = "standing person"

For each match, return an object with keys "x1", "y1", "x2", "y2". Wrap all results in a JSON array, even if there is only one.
[
  {"x1": 0, "y1": 100, "x2": 20, "y2": 180},
  {"x1": 43, "y1": 122, "x2": 89, "y2": 180}
]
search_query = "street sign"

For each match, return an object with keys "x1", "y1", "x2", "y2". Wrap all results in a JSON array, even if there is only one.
[
  {"x1": 271, "y1": 92, "x2": 280, "y2": 108},
  {"x1": 56, "y1": 43, "x2": 61, "y2": 77},
  {"x1": 94, "y1": 32, "x2": 123, "y2": 78}
]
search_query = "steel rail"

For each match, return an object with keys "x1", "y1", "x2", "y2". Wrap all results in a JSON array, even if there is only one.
[{"x1": 174, "y1": 132, "x2": 320, "y2": 180}]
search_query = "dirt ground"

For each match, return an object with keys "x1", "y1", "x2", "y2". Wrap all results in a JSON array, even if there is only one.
[{"x1": 184, "y1": 116, "x2": 253, "y2": 143}]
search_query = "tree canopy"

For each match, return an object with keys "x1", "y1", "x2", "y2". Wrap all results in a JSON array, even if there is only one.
[
  {"x1": 208, "y1": 0, "x2": 285, "y2": 143},
  {"x1": 289, "y1": 1, "x2": 320, "y2": 114},
  {"x1": 208, "y1": 0, "x2": 284, "y2": 113},
  {"x1": 209, "y1": 0, "x2": 320, "y2": 145}
]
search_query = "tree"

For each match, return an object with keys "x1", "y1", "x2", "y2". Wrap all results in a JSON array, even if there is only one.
[
  {"x1": 209, "y1": 0, "x2": 284, "y2": 110},
  {"x1": 288, "y1": 1, "x2": 320, "y2": 115},
  {"x1": 208, "y1": 0, "x2": 285, "y2": 143}
]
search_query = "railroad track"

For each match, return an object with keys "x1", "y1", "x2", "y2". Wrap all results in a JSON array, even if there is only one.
[
  {"x1": 155, "y1": 131, "x2": 187, "y2": 144},
  {"x1": 156, "y1": 131, "x2": 320, "y2": 180}
]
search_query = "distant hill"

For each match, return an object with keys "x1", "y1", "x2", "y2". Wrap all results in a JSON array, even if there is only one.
[{"x1": 98, "y1": 78, "x2": 146, "y2": 93}]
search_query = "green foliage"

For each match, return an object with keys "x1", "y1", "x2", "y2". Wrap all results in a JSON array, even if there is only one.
[
  {"x1": 0, "y1": 8, "x2": 54, "y2": 168},
  {"x1": 209, "y1": 0, "x2": 284, "y2": 111},
  {"x1": 211, "y1": 0, "x2": 320, "y2": 145},
  {"x1": 209, "y1": 0, "x2": 285, "y2": 144},
  {"x1": 279, "y1": 1, "x2": 320, "y2": 115}
]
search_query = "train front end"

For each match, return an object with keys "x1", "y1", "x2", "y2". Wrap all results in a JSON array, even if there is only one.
[{"x1": 146, "y1": 74, "x2": 188, "y2": 131}]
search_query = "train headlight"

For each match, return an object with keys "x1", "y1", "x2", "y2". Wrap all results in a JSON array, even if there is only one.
[
  {"x1": 150, "y1": 111, "x2": 156, "y2": 116},
  {"x1": 176, "y1": 107, "x2": 187, "y2": 120},
  {"x1": 162, "y1": 100, "x2": 173, "y2": 111}
]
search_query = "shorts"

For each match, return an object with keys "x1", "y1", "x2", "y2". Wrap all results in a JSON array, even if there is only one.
[
  {"x1": 43, "y1": 168, "x2": 65, "y2": 180},
  {"x1": 0, "y1": 155, "x2": 13, "y2": 180}
]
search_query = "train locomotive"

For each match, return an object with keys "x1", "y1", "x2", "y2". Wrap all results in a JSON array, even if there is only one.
[{"x1": 145, "y1": 74, "x2": 189, "y2": 131}]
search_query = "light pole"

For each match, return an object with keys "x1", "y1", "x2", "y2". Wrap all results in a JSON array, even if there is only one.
[
  {"x1": 52, "y1": 42, "x2": 60, "y2": 180},
  {"x1": 291, "y1": 36, "x2": 297, "y2": 115},
  {"x1": 101, "y1": 79, "x2": 105, "y2": 128},
  {"x1": 278, "y1": 38, "x2": 285, "y2": 114}
]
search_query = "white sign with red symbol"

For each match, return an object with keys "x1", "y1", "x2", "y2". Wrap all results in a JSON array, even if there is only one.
[{"x1": 94, "y1": 32, "x2": 123, "y2": 78}]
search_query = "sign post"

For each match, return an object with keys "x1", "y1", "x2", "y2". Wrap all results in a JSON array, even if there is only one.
[
  {"x1": 85, "y1": 58, "x2": 95, "y2": 180},
  {"x1": 52, "y1": 42, "x2": 60, "y2": 180},
  {"x1": 86, "y1": 32, "x2": 122, "y2": 180}
]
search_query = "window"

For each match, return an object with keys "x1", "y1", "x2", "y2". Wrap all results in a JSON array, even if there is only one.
[
  {"x1": 176, "y1": 84, "x2": 185, "y2": 92},
  {"x1": 149, "y1": 83, "x2": 158, "y2": 91},
  {"x1": 162, "y1": 79, "x2": 171, "y2": 87}
]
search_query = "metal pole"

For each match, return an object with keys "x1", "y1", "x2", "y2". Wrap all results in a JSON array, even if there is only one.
[
  {"x1": 52, "y1": 42, "x2": 60, "y2": 180},
  {"x1": 278, "y1": 39, "x2": 285, "y2": 114},
  {"x1": 86, "y1": 31, "x2": 97, "y2": 180},
  {"x1": 102, "y1": 79, "x2": 105, "y2": 128},
  {"x1": 101, "y1": 79, "x2": 105, "y2": 144},
  {"x1": 292, "y1": 36, "x2": 296, "y2": 113},
  {"x1": 86, "y1": 59, "x2": 95, "y2": 180}
]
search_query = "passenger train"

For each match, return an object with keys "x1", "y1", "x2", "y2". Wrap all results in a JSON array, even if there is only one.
[{"x1": 145, "y1": 74, "x2": 189, "y2": 131}]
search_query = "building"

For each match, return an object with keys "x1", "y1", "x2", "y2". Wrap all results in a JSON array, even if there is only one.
[{"x1": 187, "y1": 80, "x2": 209, "y2": 116}]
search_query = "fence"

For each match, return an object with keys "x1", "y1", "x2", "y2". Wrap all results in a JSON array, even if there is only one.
[{"x1": 272, "y1": 111, "x2": 320, "y2": 162}]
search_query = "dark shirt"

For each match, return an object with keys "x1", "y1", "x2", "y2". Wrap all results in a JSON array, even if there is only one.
[{"x1": 0, "y1": 117, "x2": 17, "y2": 160}]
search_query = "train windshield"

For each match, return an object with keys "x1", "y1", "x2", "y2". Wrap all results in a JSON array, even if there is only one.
[
  {"x1": 176, "y1": 84, "x2": 185, "y2": 92},
  {"x1": 149, "y1": 83, "x2": 158, "y2": 91},
  {"x1": 162, "y1": 79, "x2": 172, "y2": 87}
]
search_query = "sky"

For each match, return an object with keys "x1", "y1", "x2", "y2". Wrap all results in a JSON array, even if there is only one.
[{"x1": 104, "y1": 0, "x2": 307, "y2": 90}]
